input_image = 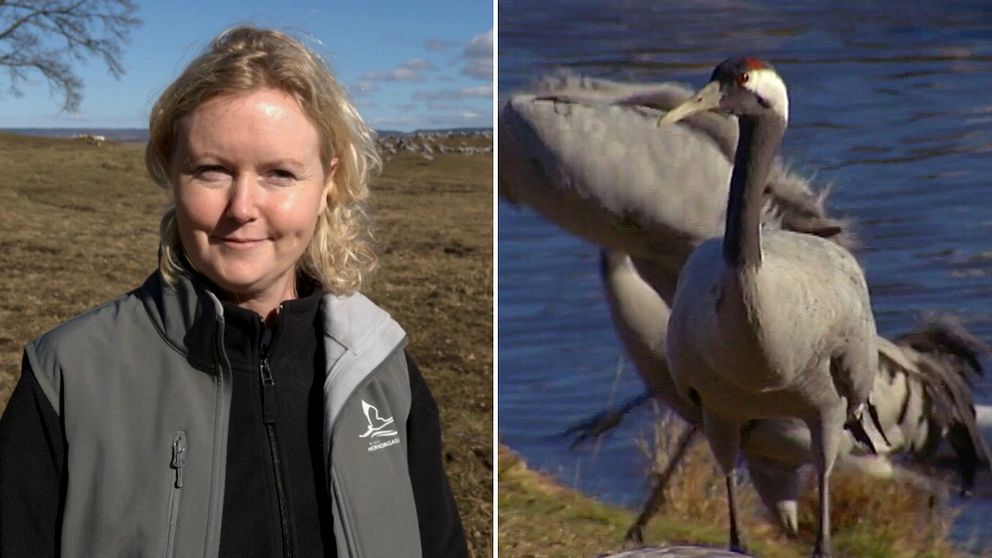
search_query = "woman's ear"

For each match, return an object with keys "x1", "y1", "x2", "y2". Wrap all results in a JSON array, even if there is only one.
[{"x1": 321, "y1": 157, "x2": 339, "y2": 213}]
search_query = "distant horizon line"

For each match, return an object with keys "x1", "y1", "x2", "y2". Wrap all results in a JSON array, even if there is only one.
[{"x1": 1, "y1": 126, "x2": 493, "y2": 134}]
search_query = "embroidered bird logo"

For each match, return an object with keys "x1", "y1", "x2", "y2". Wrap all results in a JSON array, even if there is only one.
[{"x1": 359, "y1": 400, "x2": 398, "y2": 439}]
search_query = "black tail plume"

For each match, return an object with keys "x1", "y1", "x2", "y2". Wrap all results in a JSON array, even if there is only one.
[{"x1": 559, "y1": 391, "x2": 654, "y2": 449}]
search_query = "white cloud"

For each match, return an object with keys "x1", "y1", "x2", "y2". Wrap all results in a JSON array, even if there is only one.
[
  {"x1": 414, "y1": 84, "x2": 493, "y2": 102},
  {"x1": 350, "y1": 81, "x2": 380, "y2": 98},
  {"x1": 425, "y1": 110, "x2": 490, "y2": 129},
  {"x1": 460, "y1": 29, "x2": 492, "y2": 80},
  {"x1": 362, "y1": 68, "x2": 419, "y2": 82},
  {"x1": 424, "y1": 38, "x2": 456, "y2": 52},
  {"x1": 362, "y1": 58, "x2": 438, "y2": 82},
  {"x1": 369, "y1": 108, "x2": 490, "y2": 132},
  {"x1": 368, "y1": 114, "x2": 420, "y2": 129},
  {"x1": 403, "y1": 58, "x2": 435, "y2": 72}
]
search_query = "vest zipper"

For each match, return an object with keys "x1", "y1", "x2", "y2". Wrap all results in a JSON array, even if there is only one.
[
  {"x1": 166, "y1": 429, "x2": 187, "y2": 558},
  {"x1": 260, "y1": 356, "x2": 294, "y2": 558}
]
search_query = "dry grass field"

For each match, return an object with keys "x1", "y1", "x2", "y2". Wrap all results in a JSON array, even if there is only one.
[{"x1": 0, "y1": 132, "x2": 493, "y2": 556}]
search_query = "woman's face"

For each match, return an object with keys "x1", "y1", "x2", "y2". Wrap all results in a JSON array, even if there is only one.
[{"x1": 170, "y1": 87, "x2": 333, "y2": 302}]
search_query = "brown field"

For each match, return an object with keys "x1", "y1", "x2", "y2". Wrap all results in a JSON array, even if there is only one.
[{"x1": 0, "y1": 132, "x2": 493, "y2": 556}]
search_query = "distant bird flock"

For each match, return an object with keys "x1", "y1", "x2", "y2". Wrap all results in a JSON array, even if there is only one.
[
  {"x1": 500, "y1": 60, "x2": 991, "y2": 557},
  {"x1": 376, "y1": 130, "x2": 493, "y2": 160},
  {"x1": 71, "y1": 133, "x2": 106, "y2": 146}
]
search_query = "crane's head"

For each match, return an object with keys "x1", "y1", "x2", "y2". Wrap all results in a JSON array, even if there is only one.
[{"x1": 659, "y1": 57, "x2": 789, "y2": 126}]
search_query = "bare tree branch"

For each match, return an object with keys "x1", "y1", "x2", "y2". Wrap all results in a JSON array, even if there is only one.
[{"x1": 0, "y1": 0, "x2": 140, "y2": 112}]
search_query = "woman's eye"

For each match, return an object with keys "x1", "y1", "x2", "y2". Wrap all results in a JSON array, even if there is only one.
[
  {"x1": 265, "y1": 169, "x2": 298, "y2": 184},
  {"x1": 193, "y1": 165, "x2": 228, "y2": 181}
]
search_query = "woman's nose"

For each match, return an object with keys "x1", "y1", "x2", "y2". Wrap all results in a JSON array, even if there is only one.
[{"x1": 225, "y1": 175, "x2": 259, "y2": 222}]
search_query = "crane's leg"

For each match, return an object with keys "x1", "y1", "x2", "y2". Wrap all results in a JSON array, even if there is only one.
[
  {"x1": 726, "y1": 472, "x2": 748, "y2": 554},
  {"x1": 703, "y1": 412, "x2": 748, "y2": 554},
  {"x1": 809, "y1": 410, "x2": 843, "y2": 558},
  {"x1": 625, "y1": 424, "x2": 698, "y2": 543}
]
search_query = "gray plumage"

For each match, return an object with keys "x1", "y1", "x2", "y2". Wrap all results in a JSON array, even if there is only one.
[
  {"x1": 881, "y1": 314, "x2": 992, "y2": 491},
  {"x1": 593, "y1": 250, "x2": 992, "y2": 536},
  {"x1": 663, "y1": 58, "x2": 877, "y2": 558},
  {"x1": 500, "y1": 70, "x2": 860, "y2": 552},
  {"x1": 747, "y1": 314, "x2": 992, "y2": 535},
  {"x1": 500, "y1": 67, "x2": 985, "y2": 553},
  {"x1": 499, "y1": 70, "x2": 851, "y2": 302}
]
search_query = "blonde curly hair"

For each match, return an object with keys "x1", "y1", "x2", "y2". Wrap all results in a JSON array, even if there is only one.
[{"x1": 146, "y1": 25, "x2": 380, "y2": 294}]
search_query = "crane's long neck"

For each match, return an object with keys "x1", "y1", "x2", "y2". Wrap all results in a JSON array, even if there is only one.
[{"x1": 722, "y1": 114, "x2": 786, "y2": 269}]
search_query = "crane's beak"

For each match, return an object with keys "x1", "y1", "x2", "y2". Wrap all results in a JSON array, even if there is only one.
[{"x1": 658, "y1": 81, "x2": 723, "y2": 127}]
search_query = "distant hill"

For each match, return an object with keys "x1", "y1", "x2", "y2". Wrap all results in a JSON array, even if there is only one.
[
  {"x1": 2, "y1": 128, "x2": 149, "y2": 142},
  {"x1": 3, "y1": 127, "x2": 493, "y2": 143},
  {"x1": 410, "y1": 127, "x2": 492, "y2": 135},
  {"x1": 0, "y1": 126, "x2": 492, "y2": 159}
]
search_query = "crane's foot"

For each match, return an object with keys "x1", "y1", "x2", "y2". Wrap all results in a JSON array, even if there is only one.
[
  {"x1": 730, "y1": 544, "x2": 751, "y2": 556},
  {"x1": 729, "y1": 541, "x2": 750, "y2": 556},
  {"x1": 623, "y1": 525, "x2": 644, "y2": 544}
]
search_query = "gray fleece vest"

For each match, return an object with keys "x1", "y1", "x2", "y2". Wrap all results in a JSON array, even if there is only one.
[{"x1": 25, "y1": 272, "x2": 423, "y2": 558}]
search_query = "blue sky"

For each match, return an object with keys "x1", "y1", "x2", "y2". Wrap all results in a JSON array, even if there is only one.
[{"x1": 0, "y1": 0, "x2": 492, "y2": 131}]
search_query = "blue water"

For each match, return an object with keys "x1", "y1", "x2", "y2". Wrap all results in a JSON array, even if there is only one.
[
  {"x1": 497, "y1": 0, "x2": 992, "y2": 552},
  {"x1": 1, "y1": 128, "x2": 150, "y2": 142}
]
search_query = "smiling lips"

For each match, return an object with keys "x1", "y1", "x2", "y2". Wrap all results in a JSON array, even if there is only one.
[{"x1": 215, "y1": 236, "x2": 267, "y2": 249}]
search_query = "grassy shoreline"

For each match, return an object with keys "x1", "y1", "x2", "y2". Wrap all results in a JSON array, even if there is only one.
[
  {"x1": 500, "y1": 425, "x2": 970, "y2": 558},
  {"x1": 0, "y1": 132, "x2": 493, "y2": 556}
]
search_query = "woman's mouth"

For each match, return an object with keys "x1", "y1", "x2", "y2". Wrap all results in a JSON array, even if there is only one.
[{"x1": 215, "y1": 236, "x2": 266, "y2": 249}]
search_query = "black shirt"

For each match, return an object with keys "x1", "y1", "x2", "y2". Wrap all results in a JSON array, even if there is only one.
[{"x1": 219, "y1": 290, "x2": 334, "y2": 557}]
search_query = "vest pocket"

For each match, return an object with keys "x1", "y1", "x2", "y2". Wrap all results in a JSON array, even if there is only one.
[{"x1": 165, "y1": 429, "x2": 187, "y2": 558}]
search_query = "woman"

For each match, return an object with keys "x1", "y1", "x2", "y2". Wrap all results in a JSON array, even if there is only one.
[{"x1": 0, "y1": 26, "x2": 467, "y2": 558}]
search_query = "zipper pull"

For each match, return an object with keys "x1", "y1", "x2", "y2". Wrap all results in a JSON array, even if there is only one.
[
  {"x1": 171, "y1": 429, "x2": 187, "y2": 488},
  {"x1": 260, "y1": 358, "x2": 278, "y2": 424}
]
